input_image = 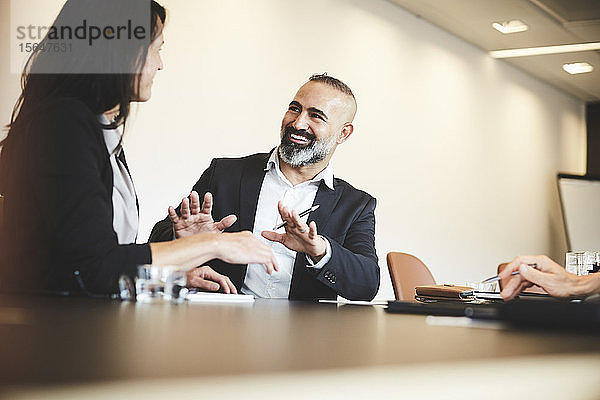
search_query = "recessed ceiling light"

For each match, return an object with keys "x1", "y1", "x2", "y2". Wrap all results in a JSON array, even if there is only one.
[
  {"x1": 563, "y1": 62, "x2": 594, "y2": 74},
  {"x1": 492, "y1": 20, "x2": 529, "y2": 34},
  {"x1": 489, "y1": 42, "x2": 600, "y2": 58}
]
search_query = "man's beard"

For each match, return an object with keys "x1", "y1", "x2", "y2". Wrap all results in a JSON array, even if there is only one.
[{"x1": 278, "y1": 126, "x2": 337, "y2": 167}]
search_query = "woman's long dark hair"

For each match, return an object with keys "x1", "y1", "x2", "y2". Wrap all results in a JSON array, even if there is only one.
[{"x1": 2, "y1": 0, "x2": 166, "y2": 142}]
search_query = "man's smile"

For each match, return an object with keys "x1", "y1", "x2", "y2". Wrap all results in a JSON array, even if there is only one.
[{"x1": 289, "y1": 133, "x2": 312, "y2": 145}]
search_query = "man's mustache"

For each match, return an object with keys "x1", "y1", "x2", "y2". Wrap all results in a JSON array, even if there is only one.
[{"x1": 283, "y1": 126, "x2": 316, "y2": 142}]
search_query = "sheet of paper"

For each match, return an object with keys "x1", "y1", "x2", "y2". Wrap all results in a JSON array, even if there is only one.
[
  {"x1": 473, "y1": 291, "x2": 503, "y2": 300},
  {"x1": 186, "y1": 292, "x2": 255, "y2": 303},
  {"x1": 318, "y1": 299, "x2": 388, "y2": 306},
  {"x1": 425, "y1": 315, "x2": 505, "y2": 330}
]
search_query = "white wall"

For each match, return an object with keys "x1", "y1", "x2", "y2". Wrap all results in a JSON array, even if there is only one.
[{"x1": 0, "y1": 0, "x2": 586, "y2": 300}]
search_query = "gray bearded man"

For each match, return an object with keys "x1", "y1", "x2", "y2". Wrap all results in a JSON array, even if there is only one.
[{"x1": 150, "y1": 74, "x2": 379, "y2": 300}]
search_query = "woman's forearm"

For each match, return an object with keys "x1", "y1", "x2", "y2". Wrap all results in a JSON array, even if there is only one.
[{"x1": 149, "y1": 233, "x2": 219, "y2": 268}]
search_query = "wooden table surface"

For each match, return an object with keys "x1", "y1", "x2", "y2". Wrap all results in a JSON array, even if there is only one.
[{"x1": 1, "y1": 295, "x2": 599, "y2": 387}]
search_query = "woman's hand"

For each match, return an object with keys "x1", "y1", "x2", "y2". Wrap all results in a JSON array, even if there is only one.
[
  {"x1": 215, "y1": 231, "x2": 279, "y2": 274},
  {"x1": 499, "y1": 255, "x2": 596, "y2": 300},
  {"x1": 168, "y1": 191, "x2": 237, "y2": 238},
  {"x1": 150, "y1": 230, "x2": 277, "y2": 273},
  {"x1": 186, "y1": 266, "x2": 237, "y2": 294}
]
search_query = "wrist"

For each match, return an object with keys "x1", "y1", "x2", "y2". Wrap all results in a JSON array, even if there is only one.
[
  {"x1": 207, "y1": 233, "x2": 222, "y2": 260},
  {"x1": 576, "y1": 273, "x2": 600, "y2": 297},
  {"x1": 181, "y1": 233, "x2": 220, "y2": 264},
  {"x1": 310, "y1": 236, "x2": 327, "y2": 260}
]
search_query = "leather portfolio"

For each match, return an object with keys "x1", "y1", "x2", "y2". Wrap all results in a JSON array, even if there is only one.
[{"x1": 415, "y1": 284, "x2": 474, "y2": 302}]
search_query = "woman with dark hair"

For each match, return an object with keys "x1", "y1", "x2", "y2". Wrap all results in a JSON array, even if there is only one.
[{"x1": 0, "y1": 0, "x2": 277, "y2": 296}]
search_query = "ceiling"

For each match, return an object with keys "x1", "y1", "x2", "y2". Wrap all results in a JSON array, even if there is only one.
[{"x1": 386, "y1": 0, "x2": 600, "y2": 102}]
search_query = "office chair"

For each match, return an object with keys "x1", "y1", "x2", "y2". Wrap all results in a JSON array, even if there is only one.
[{"x1": 386, "y1": 252, "x2": 436, "y2": 301}]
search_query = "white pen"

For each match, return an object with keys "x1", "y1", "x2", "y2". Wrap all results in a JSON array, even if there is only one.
[{"x1": 273, "y1": 205, "x2": 320, "y2": 230}]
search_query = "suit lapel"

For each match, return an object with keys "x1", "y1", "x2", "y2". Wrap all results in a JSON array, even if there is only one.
[
  {"x1": 238, "y1": 153, "x2": 270, "y2": 231},
  {"x1": 309, "y1": 179, "x2": 344, "y2": 235}
]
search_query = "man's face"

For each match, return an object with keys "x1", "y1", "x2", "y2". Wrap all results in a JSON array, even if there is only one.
[{"x1": 279, "y1": 81, "x2": 353, "y2": 167}]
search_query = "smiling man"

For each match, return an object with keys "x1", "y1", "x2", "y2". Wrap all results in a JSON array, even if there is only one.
[{"x1": 150, "y1": 74, "x2": 379, "y2": 300}]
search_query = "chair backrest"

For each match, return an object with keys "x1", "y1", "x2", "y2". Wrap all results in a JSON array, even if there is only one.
[
  {"x1": 0, "y1": 196, "x2": 3, "y2": 230},
  {"x1": 386, "y1": 252, "x2": 436, "y2": 301}
]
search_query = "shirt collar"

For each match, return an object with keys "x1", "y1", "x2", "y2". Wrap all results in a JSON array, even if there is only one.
[
  {"x1": 98, "y1": 114, "x2": 123, "y2": 157},
  {"x1": 265, "y1": 147, "x2": 335, "y2": 190}
]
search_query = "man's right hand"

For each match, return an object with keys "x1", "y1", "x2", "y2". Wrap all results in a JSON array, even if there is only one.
[{"x1": 168, "y1": 191, "x2": 237, "y2": 238}]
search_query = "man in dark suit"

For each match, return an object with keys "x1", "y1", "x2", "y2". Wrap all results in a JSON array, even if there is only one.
[{"x1": 150, "y1": 74, "x2": 379, "y2": 300}]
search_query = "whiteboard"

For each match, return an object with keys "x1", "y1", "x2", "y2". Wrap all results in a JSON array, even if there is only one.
[{"x1": 558, "y1": 175, "x2": 600, "y2": 251}]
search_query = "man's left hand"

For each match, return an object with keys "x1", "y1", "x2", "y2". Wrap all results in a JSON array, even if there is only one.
[{"x1": 262, "y1": 201, "x2": 327, "y2": 263}]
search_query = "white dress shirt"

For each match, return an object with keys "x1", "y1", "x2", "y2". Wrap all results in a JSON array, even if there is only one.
[
  {"x1": 241, "y1": 149, "x2": 333, "y2": 298},
  {"x1": 99, "y1": 114, "x2": 138, "y2": 245}
]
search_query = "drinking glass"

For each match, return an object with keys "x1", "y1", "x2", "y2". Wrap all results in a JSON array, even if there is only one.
[{"x1": 136, "y1": 265, "x2": 187, "y2": 303}]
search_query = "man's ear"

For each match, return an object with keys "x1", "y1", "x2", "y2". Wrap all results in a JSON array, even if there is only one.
[{"x1": 337, "y1": 123, "x2": 354, "y2": 144}]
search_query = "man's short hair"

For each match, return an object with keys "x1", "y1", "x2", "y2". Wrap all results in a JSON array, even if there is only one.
[{"x1": 309, "y1": 73, "x2": 355, "y2": 100}]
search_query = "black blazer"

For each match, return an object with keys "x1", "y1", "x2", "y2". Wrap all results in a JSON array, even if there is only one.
[
  {"x1": 150, "y1": 152, "x2": 379, "y2": 301},
  {"x1": 0, "y1": 98, "x2": 151, "y2": 295}
]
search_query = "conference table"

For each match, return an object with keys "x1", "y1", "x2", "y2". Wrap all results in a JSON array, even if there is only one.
[{"x1": 1, "y1": 294, "x2": 599, "y2": 399}]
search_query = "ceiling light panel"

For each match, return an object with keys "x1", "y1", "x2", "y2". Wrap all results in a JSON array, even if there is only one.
[
  {"x1": 563, "y1": 62, "x2": 594, "y2": 74},
  {"x1": 489, "y1": 42, "x2": 600, "y2": 58},
  {"x1": 492, "y1": 20, "x2": 529, "y2": 34}
]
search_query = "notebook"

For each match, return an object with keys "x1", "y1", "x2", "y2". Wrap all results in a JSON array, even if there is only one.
[
  {"x1": 388, "y1": 298, "x2": 600, "y2": 331},
  {"x1": 386, "y1": 300, "x2": 500, "y2": 319},
  {"x1": 500, "y1": 300, "x2": 600, "y2": 330}
]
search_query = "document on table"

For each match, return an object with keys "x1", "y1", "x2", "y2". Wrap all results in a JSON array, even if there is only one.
[
  {"x1": 318, "y1": 299, "x2": 388, "y2": 306},
  {"x1": 474, "y1": 291, "x2": 551, "y2": 300},
  {"x1": 186, "y1": 292, "x2": 255, "y2": 303},
  {"x1": 473, "y1": 291, "x2": 503, "y2": 300}
]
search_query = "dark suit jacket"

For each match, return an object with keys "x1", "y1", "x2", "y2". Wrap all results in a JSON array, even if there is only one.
[
  {"x1": 0, "y1": 98, "x2": 151, "y2": 295},
  {"x1": 149, "y1": 152, "x2": 379, "y2": 301}
]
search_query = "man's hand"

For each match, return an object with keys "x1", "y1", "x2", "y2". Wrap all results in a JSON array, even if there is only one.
[
  {"x1": 261, "y1": 201, "x2": 327, "y2": 262},
  {"x1": 499, "y1": 255, "x2": 590, "y2": 300},
  {"x1": 186, "y1": 265, "x2": 237, "y2": 294},
  {"x1": 168, "y1": 191, "x2": 237, "y2": 238}
]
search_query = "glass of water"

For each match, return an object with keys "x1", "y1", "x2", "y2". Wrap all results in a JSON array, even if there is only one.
[
  {"x1": 565, "y1": 251, "x2": 599, "y2": 276},
  {"x1": 565, "y1": 252, "x2": 579, "y2": 275},
  {"x1": 136, "y1": 265, "x2": 188, "y2": 303}
]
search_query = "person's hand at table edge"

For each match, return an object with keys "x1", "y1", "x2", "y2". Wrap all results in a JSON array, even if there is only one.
[
  {"x1": 186, "y1": 265, "x2": 237, "y2": 294},
  {"x1": 499, "y1": 255, "x2": 600, "y2": 301}
]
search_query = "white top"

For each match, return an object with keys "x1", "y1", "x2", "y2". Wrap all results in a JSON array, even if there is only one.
[
  {"x1": 241, "y1": 149, "x2": 333, "y2": 298},
  {"x1": 99, "y1": 114, "x2": 138, "y2": 245}
]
